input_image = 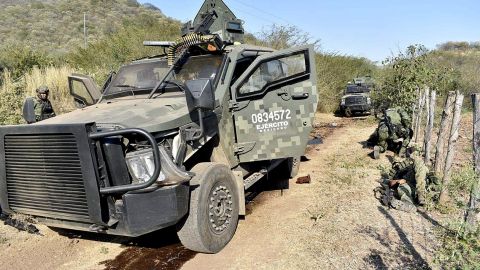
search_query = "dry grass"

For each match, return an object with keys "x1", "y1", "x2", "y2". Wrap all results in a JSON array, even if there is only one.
[
  {"x1": 0, "y1": 65, "x2": 77, "y2": 125},
  {"x1": 23, "y1": 66, "x2": 77, "y2": 114}
]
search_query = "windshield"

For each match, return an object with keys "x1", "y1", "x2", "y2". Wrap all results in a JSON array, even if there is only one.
[
  {"x1": 104, "y1": 60, "x2": 169, "y2": 96},
  {"x1": 162, "y1": 54, "x2": 224, "y2": 89},
  {"x1": 104, "y1": 54, "x2": 224, "y2": 99},
  {"x1": 346, "y1": 84, "x2": 371, "y2": 94}
]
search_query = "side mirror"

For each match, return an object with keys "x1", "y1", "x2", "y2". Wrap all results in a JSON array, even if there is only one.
[
  {"x1": 184, "y1": 79, "x2": 215, "y2": 112},
  {"x1": 22, "y1": 97, "x2": 36, "y2": 124}
]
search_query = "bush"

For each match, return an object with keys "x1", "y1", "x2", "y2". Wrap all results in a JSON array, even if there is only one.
[
  {"x1": 381, "y1": 45, "x2": 459, "y2": 111},
  {"x1": 0, "y1": 44, "x2": 52, "y2": 81},
  {"x1": 435, "y1": 222, "x2": 480, "y2": 269}
]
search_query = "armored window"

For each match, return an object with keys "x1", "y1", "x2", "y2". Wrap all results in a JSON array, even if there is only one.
[
  {"x1": 71, "y1": 79, "x2": 95, "y2": 105},
  {"x1": 237, "y1": 52, "x2": 307, "y2": 96},
  {"x1": 230, "y1": 57, "x2": 255, "y2": 85},
  {"x1": 105, "y1": 60, "x2": 169, "y2": 97}
]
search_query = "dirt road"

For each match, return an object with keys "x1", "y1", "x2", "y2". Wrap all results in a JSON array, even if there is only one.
[{"x1": 0, "y1": 114, "x2": 440, "y2": 269}]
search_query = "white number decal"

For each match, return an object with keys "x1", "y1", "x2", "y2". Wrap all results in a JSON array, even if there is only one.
[
  {"x1": 274, "y1": 111, "x2": 280, "y2": 120},
  {"x1": 250, "y1": 109, "x2": 292, "y2": 124}
]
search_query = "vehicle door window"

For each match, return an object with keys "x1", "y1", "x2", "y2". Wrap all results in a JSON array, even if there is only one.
[
  {"x1": 230, "y1": 57, "x2": 255, "y2": 85},
  {"x1": 238, "y1": 52, "x2": 307, "y2": 96},
  {"x1": 71, "y1": 79, "x2": 94, "y2": 105}
]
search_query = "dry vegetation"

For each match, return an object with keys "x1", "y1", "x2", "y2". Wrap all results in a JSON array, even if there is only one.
[
  {"x1": 0, "y1": 0, "x2": 166, "y2": 56},
  {"x1": 0, "y1": 66, "x2": 76, "y2": 125}
]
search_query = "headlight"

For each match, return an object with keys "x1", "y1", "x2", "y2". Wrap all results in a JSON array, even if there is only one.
[
  {"x1": 367, "y1": 97, "x2": 371, "y2": 104},
  {"x1": 125, "y1": 149, "x2": 166, "y2": 183},
  {"x1": 341, "y1": 98, "x2": 346, "y2": 105}
]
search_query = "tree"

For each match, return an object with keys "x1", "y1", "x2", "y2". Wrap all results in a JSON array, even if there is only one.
[{"x1": 374, "y1": 44, "x2": 457, "y2": 112}]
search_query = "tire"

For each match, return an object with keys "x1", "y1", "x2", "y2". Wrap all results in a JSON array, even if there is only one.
[
  {"x1": 344, "y1": 108, "x2": 352, "y2": 117},
  {"x1": 287, "y1": 156, "x2": 300, "y2": 178},
  {"x1": 177, "y1": 162, "x2": 239, "y2": 253}
]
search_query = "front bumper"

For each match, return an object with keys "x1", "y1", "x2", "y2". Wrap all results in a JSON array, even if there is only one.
[
  {"x1": 0, "y1": 123, "x2": 190, "y2": 237},
  {"x1": 38, "y1": 184, "x2": 189, "y2": 236},
  {"x1": 341, "y1": 104, "x2": 372, "y2": 113}
]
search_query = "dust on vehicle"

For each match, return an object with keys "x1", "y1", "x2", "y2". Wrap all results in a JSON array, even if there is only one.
[{"x1": 0, "y1": 0, "x2": 318, "y2": 254}]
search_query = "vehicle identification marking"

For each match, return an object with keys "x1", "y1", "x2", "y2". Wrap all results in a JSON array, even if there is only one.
[{"x1": 251, "y1": 109, "x2": 291, "y2": 132}]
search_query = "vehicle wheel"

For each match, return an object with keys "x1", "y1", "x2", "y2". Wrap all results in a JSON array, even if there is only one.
[
  {"x1": 177, "y1": 162, "x2": 239, "y2": 253},
  {"x1": 287, "y1": 156, "x2": 300, "y2": 178},
  {"x1": 344, "y1": 108, "x2": 352, "y2": 117}
]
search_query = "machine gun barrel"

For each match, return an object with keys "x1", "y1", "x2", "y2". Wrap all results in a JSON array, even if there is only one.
[{"x1": 143, "y1": 41, "x2": 175, "y2": 47}]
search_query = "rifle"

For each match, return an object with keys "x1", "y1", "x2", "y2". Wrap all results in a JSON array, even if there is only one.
[{"x1": 374, "y1": 180, "x2": 394, "y2": 208}]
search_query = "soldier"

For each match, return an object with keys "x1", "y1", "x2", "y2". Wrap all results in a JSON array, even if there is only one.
[
  {"x1": 372, "y1": 107, "x2": 412, "y2": 159},
  {"x1": 34, "y1": 86, "x2": 56, "y2": 121},
  {"x1": 376, "y1": 146, "x2": 440, "y2": 212}
]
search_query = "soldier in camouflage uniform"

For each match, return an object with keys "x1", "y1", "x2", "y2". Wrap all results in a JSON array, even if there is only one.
[
  {"x1": 33, "y1": 86, "x2": 56, "y2": 122},
  {"x1": 372, "y1": 107, "x2": 412, "y2": 159},
  {"x1": 377, "y1": 146, "x2": 440, "y2": 212}
]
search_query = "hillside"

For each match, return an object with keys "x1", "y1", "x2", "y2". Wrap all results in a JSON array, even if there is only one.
[
  {"x1": 0, "y1": 0, "x2": 166, "y2": 56},
  {"x1": 430, "y1": 42, "x2": 480, "y2": 96}
]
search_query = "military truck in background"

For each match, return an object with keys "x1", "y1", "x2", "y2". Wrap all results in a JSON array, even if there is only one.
[
  {"x1": 339, "y1": 76, "x2": 373, "y2": 117},
  {"x1": 0, "y1": 0, "x2": 318, "y2": 253}
]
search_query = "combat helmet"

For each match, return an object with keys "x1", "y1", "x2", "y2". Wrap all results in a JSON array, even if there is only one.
[
  {"x1": 36, "y1": 85, "x2": 49, "y2": 99},
  {"x1": 36, "y1": 85, "x2": 49, "y2": 94}
]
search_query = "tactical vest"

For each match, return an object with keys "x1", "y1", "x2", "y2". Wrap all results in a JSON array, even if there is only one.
[
  {"x1": 385, "y1": 109, "x2": 402, "y2": 126},
  {"x1": 35, "y1": 99, "x2": 56, "y2": 121}
]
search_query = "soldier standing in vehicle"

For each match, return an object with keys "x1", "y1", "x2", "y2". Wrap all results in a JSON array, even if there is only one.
[
  {"x1": 34, "y1": 86, "x2": 56, "y2": 122},
  {"x1": 371, "y1": 107, "x2": 412, "y2": 159}
]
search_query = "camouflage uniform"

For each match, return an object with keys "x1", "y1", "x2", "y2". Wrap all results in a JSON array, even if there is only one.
[
  {"x1": 385, "y1": 151, "x2": 440, "y2": 211},
  {"x1": 33, "y1": 86, "x2": 56, "y2": 121},
  {"x1": 373, "y1": 107, "x2": 412, "y2": 158}
]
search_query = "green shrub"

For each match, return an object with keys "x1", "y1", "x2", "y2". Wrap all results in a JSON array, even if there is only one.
[
  {"x1": 0, "y1": 44, "x2": 52, "y2": 81},
  {"x1": 67, "y1": 18, "x2": 180, "y2": 83},
  {"x1": 435, "y1": 222, "x2": 480, "y2": 269}
]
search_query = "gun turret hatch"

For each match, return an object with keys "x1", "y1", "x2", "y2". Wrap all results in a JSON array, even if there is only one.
[{"x1": 182, "y1": 0, "x2": 244, "y2": 45}]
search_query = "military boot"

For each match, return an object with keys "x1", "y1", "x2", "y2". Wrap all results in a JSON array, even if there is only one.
[
  {"x1": 390, "y1": 198, "x2": 417, "y2": 213},
  {"x1": 373, "y1": 146, "x2": 380, "y2": 159}
]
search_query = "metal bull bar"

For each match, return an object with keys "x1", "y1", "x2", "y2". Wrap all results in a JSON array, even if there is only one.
[{"x1": 89, "y1": 128, "x2": 161, "y2": 194}]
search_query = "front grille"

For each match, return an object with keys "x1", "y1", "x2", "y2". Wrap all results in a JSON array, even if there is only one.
[
  {"x1": 4, "y1": 134, "x2": 90, "y2": 222},
  {"x1": 345, "y1": 96, "x2": 365, "y2": 105}
]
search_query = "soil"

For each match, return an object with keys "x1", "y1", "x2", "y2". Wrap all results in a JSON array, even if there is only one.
[{"x1": 0, "y1": 113, "x2": 466, "y2": 270}]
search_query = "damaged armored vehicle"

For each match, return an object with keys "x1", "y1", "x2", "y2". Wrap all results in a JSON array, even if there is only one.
[{"x1": 0, "y1": 0, "x2": 318, "y2": 253}]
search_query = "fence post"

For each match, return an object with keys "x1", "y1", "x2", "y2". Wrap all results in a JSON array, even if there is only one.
[
  {"x1": 414, "y1": 88, "x2": 427, "y2": 143},
  {"x1": 465, "y1": 93, "x2": 480, "y2": 226},
  {"x1": 411, "y1": 87, "x2": 420, "y2": 131},
  {"x1": 439, "y1": 91, "x2": 464, "y2": 204},
  {"x1": 434, "y1": 91, "x2": 456, "y2": 176},
  {"x1": 424, "y1": 90, "x2": 436, "y2": 165}
]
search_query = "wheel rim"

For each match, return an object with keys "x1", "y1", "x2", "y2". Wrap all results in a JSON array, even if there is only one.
[{"x1": 208, "y1": 184, "x2": 234, "y2": 234}]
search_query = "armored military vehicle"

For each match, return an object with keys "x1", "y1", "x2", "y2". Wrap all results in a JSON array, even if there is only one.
[
  {"x1": 339, "y1": 76, "x2": 373, "y2": 117},
  {"x1": 0, "y1": 0, "x2": 317, "y2": 253}
]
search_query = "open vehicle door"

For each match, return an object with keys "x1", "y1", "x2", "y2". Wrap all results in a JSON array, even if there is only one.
[
  {"x1": 230, "y1": 45, "x2": 318, "y2": 162},
  {"x1": 68, "y1": 73, "x2": 102, "y2": 107}
]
